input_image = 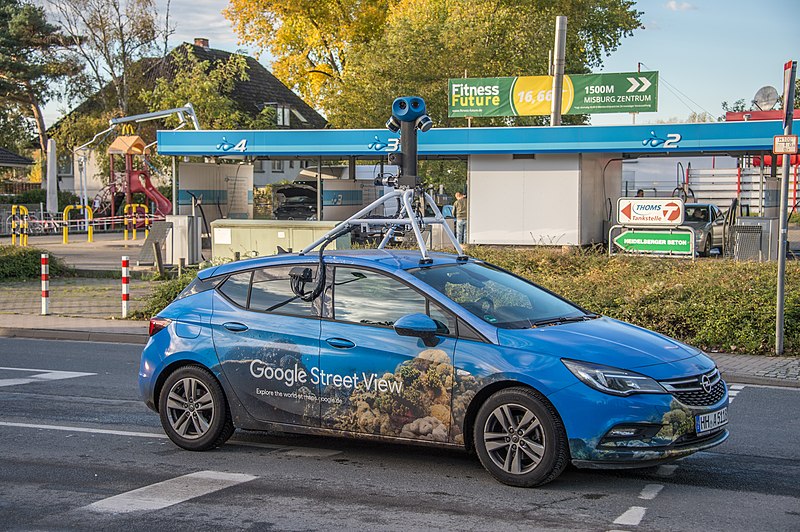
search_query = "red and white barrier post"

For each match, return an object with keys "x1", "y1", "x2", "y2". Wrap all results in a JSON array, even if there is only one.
[
  {"x1": 121, "y1": 255, "x2": 130, "y2": 318},
  {"x1": 41, "y1": 253, "x2": 49, "y2": 315}
]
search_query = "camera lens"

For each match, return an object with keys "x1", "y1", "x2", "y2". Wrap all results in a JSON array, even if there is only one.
[{"x1": 398, "y1": 101, "x2": 407, "y2": 110}]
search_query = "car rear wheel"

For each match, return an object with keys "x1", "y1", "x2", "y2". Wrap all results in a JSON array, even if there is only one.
[
  {"x1": 474, "y1": 387, "x2": 568, "y2": 487},
  {"x1": 159, "y1": 366, "x2": 234, "y2": 451}
]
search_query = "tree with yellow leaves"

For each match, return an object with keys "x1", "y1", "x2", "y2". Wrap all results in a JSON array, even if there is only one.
[{"x1": 226, "y1": 0, "x2": 641, "y2": 128}]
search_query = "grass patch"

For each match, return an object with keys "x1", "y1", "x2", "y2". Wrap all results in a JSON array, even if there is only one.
[{"x1": 0, "y1": 246, "x2": 71, "y2": 280}]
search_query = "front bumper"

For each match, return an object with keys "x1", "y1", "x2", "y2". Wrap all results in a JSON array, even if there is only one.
[
  {"x1": 548, "y1": 378, "x2": 729, "y2": 468},
  {"x1": 571, "y1": 428, "x2": 729, "y2": 469}
]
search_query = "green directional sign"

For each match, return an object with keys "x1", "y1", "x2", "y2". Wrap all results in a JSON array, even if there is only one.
[
  {"x1": 614, "y1": 231, "x2": 692, "y2": 254},
  {"x1": 570, "y1": 71, "x2": 658, "y2": 114},
  {"x1": 448, "y1": 71, "x2": 658, "y2": 117}
]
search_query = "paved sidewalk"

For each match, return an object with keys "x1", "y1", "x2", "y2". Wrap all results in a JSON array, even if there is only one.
[
  {"x1": 0, "y1": 314, "x2": 148, "y2": 344},
  {"x1": 0, "y1": 232, "x2": 147, "y2": 270},
  {"x1": 0, "y1": 314, "x2": 798, "y2": 387},
  {"x1": 712, "y1": 352, "x2": 800, "y2": 388},
  {"x1": 0, "y1": 277, "x2": 154, "y2": 318}
]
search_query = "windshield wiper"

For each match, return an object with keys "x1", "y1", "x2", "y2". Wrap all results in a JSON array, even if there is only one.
[{"x1": 530, "y1": 314, "x2": 600, "y2": 328}]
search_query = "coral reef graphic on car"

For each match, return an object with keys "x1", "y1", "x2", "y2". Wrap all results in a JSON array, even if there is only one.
[
  {"x1": 223, "y1": 342, "x2": 489, "y2": 444},
  {"x1": 568, "y1": 398, "x2": 725, "y2": 462}
]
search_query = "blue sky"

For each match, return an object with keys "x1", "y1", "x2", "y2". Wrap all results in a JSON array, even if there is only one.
[
  {"x1": 592, "y1": 0, "x2": 799, "y2": 125},
  {"x1": 45, "y1": 0, "x2": 799, "y2": 127}
]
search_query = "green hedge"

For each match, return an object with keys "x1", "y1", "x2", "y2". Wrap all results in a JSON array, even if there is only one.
[
  {"x1": 468, "y1": 247, "x2": 799, "y2": 356},
  {"x1": 0, "y1": 246, "x2": 71, "y2": 280}
]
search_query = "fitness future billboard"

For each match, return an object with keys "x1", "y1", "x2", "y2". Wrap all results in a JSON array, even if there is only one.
[{"x1": 448, "y1": 71, "x2": 658, "y2": 117}]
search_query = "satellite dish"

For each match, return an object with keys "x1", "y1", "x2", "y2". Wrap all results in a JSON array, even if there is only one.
[{"x1": 752, "y1": 86, "x2": 780, "y2": 111}]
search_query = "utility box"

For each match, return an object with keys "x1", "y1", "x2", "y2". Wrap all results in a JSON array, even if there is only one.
[
  {"x1": 468, "y1": 153, "x2": 622, "y2": 246},
  {"x1": 211, "y1": 219, "x2": 351, "y2": 259},
  {"x1": 762, "y1": 177, "x2": 781, "y2": 218},
  {"x1": 733, "y1": 217, "x2": 779, "y2": 261},
  {"x1": 166, "y1": 215, "x2": 202, "y2": 265}
]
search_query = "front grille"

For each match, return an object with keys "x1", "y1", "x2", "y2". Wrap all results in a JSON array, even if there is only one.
[{"x1": 660, "y1": 368, "x2": 726, "y2": 407}]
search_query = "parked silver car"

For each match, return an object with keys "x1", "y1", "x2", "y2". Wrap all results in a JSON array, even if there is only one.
[{"x1": 683, "y1": 203, "x2": 726, "y2": 256}]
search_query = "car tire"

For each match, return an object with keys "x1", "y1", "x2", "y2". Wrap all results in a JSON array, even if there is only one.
[
  {"x1": 700, "y1": 238, "x2": 711, "y2": 257},
  {"x1": 158, "y1": 365, "x2": 234, "y2": 451},
  {"x1": 473, "y1": 387, "x2": 568, "y2": 487}
]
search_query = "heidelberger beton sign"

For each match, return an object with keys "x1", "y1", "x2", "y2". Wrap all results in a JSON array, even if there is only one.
[
  {"x1": 613, "y1": 230, "x2": 692, "y2": 254},
  {"x1": 448, "y1": 71, "x2": 659, "y2": 117},
  {"x1": 617, "y1": 198, "x2": 685, "y2": 227}
]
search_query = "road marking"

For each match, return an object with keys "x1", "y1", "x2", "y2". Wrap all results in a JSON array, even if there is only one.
[
  {"x1": 728, "y1": 384, "x2": 746, "y2": 404},
  {"x1": 0, "y1": 421, "x2": 168, "y2": 439},
  {"x1": 0, "y1": 366, "x2": 95, "y2": 388},
  {"x1": 655, "y1": 464, "x2": 678, "y2": 477},
  {"x1": 0, "y1": 421, "x2": 341, "y2": 456},
  {"x1": 638, "y1": 484, "x2": 663, "y2": 500},
  {"x1": 84, "y1": 470, "x2": 257, "y2": 513},
  {"x1": 613, "y1": 506, "x2": 647, "y2": 526}
]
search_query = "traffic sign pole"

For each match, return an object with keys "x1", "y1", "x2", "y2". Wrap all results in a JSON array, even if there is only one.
[{"x1": 776, "y1": 60, "x2": 796, "y2": 355}]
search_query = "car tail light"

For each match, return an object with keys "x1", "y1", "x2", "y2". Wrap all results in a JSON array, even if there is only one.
[{"x1": 149, "y1": 317, "x2": 172, "y2": 336}]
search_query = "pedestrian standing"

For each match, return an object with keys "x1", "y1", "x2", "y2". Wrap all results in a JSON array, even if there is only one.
[{"x1": 453, "y1": 191, "x2": 468, "y2": 244}]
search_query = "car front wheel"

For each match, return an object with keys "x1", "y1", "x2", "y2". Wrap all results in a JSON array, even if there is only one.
[
  {"x1": 159, "y1": 366, "x2": 234, "y2": 451},
  {"x1": 474, "y1": 387, "x2": 568, "y2": 487}
]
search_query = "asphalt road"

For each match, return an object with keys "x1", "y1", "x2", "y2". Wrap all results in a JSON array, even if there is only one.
[{"x1": 0, "y1": 338, "x2": 797, "y2": 531}]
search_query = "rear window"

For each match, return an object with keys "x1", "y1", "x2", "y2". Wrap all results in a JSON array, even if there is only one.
[
  {"x1": 218, "y1": 271, "x2": 253, "y2": 308},
  {"x1": 177, "y1": 275, "x2": 221, "y2": 300}
]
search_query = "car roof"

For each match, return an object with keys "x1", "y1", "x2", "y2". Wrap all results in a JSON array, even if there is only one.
[{"x1": 198, "y1": 249, "x2": 474, "y2": 279}]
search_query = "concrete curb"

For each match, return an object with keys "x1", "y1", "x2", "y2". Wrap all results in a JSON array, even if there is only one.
[
  {"x1": 0, "y1": 328, "x2": 148, "y2": 345},
  {"x1": 719, "y1": 370, "x2": 800, "y2": 389}
]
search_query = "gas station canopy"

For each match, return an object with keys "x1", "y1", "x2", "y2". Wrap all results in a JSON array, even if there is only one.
[{"x1": 156, "y1": 120, "x2": 789, "y2": 158}]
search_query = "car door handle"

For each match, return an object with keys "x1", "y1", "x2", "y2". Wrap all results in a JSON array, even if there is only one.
[
  {"x1": 223, "y1": 322, "x2": 249, "y2": 332},
  {"x1": 326, "y1": 337, "x2": 355, "y2": 349}
]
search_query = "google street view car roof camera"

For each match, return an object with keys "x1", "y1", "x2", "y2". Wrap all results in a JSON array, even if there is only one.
[
  {"x1": 297, "y1": 95, "x2": 464, "y2": 271},
  {"x1": 380, "y1": 96, "x2": 433, "y2": 190}
]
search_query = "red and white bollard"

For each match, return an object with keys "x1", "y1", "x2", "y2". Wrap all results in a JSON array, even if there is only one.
[
  {"x1": 121, "y1": 255, "x2": 130, "y2": 318},
  {"x1": 41, "y1": 253, "x2": 49, "y2": 315}
]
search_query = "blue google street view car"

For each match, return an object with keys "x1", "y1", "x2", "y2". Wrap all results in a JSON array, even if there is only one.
[{"x1": 139, "y1": 249, "x2": 729, "y2": 487}]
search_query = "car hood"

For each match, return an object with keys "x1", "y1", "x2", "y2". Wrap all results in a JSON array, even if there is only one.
[
  {"x1": 497, "y1": 317, "x2": 714, "y2": 379},
  {"x1": 682, "y1": 220, "x2": 710, "y2": 230}
]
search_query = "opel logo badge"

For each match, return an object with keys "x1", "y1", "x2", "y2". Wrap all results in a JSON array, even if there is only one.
[{"x1": 701, "y1": 374, "x2": 712, "y2": 394}]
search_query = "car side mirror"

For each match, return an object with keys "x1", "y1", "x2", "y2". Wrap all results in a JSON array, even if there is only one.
[{"x1": 394, "y1": 313, "x2": 440, "y2": 347}]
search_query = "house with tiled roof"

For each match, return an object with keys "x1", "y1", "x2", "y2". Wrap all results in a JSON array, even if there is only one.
[
  {"x1": 0, "y1": 147, "x2": 33, "y2": 168},
  {"x1": 50, "y1": 39, "x2": 327, "y2": 199}
]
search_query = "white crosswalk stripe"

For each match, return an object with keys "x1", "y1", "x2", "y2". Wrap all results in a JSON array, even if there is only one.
[{"x1": 84, "y1": 470, "x2": 257, "y2": 513}]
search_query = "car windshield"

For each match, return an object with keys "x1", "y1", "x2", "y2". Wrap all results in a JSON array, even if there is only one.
[
  {"x1": 284, "y1": 196, "x2": 313, "y2": 204},
  {"x1": 409, "y1": 262, "x2": 590, "y2": 329},
  {"x1": 685, "y1": 206, "x2": 709, "y2": 222}
]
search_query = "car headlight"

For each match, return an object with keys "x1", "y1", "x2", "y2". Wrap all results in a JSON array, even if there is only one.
[{"x1": 562, "y1": 359, "x2": 666, "y2": 396}]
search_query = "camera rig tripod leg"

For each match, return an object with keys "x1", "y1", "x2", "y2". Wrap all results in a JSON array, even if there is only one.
[{"x1": 299, "y1": 187, "x2": 465, "y2": 263}]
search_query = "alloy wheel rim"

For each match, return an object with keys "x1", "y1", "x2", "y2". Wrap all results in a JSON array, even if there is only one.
[
  {"x1": 166, "y1": 377, "x2": 215, "y2": 440},
  {"x1": 483, "y1": 403, "x2": 546, "y2": 475}
]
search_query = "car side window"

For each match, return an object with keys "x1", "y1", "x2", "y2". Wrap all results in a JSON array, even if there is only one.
[
  {"x1": 218, "y1": 271, "x2": 252, "y2": 308},
  {"x1": 429, "y1": 301, "x2": 457, "y2": 336},
  {"x1": 333, "y1": 267, "x2": 425, "y2": 327},
  {"x1": 249, "y1": 266, "x2": 317, "y2": 317}
]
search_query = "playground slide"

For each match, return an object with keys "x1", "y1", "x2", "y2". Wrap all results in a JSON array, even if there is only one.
[{"x1": 130, "y1": 171, "x2": 172, "y2": 216}]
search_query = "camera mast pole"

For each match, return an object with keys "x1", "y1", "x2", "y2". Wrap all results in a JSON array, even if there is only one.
[{"x1": 300, "y1": 97, "x2": 465, "y2": 263}]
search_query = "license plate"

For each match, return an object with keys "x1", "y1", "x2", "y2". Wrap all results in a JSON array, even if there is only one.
[{"x1": 695, "y1": 407, "x2": 728, "y2": 434}]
